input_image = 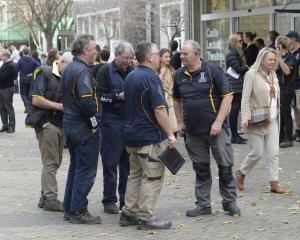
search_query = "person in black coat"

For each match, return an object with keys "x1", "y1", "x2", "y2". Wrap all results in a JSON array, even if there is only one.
[
  {"x1": 268, "y1": 30, "x2": 280, "y2": 49},
  {"x1": 170, "y1": 40, "x2": 181, "y2": 70},
  {"x1": 244, "y1": 32, "x2": 259, "y2": 67},
  {"x1": 0, "y1": 49, "x2": 17, "y2": 133},
  {"x1": 276, "y1": 36, "x2": 298, "y2": 148},
  {"x1": 226, "y1": 34, "x2": 249, "y2": 144}
]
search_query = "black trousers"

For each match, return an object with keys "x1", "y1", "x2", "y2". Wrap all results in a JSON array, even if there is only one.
[
  {"x1": 0, "y1": 87, "x2": 15, "y2": 129},
  {"x1": 280, "y1": 91, "x2": 294, "y2": 142},
  {"x1": 229, "y1": 93, "x2": 242, "y2": 139}
]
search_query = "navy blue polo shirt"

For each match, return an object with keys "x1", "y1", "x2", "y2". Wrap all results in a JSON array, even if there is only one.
[
  {"x1": 61, "y1": 57, "x2": 99, "y2": 123},
  {"x1": 123, "y1": 65, "x2": 168, "y2": 147},
  {"x1": 173, "y1": 61, "x2": 232, "y2": 135},
  {"x1": 292, "y1": 47, "x2": 300, "y2": 90},
  {"x1": 276, "y1": 53, "x2": 297, "y2": 91}
]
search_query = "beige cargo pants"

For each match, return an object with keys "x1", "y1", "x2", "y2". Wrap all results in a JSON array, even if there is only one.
[{"x1": 122, "y1": 142, "x2": 165, "y2": 220}]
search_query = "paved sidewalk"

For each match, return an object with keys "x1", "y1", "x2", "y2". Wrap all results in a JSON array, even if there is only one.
[{"x1": 1, "y1": 95, "x2": 300, "y2": 240}]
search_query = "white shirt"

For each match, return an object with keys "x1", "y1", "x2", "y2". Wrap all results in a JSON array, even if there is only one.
[
  {"x1": 11, "y1": 49, "x2": 20, "y2": 63},
  {"x1": 266, "y1": 76, "x2": 279, "y2": 120}
]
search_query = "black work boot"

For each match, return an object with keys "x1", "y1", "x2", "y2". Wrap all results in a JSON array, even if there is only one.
[
  {"x1": 64, "y1": 211, "x2": 71, "y2": 221},
  {"x1": 119, "y1": 212, "x2": 139, "y2": 226},
  {"x1": 186, "y1": 206, "x2": 211, "y2": 217},
  {"x1": 44, "y1": 199, "x2": 64, "y2": 212},
  {"x1": 186, "y1": 206, "x2": 212, "y2": 217},
  {"x1": 137, "y1": 218, "x2": 172, "y2": 230},
  {"x1": 7, "y1": 127, "x2": 15, "y2": 133},
  {"x1": 69, "y1": 211, "x2": 102, "y2": 224},
  {"x1": 279, "y1": 141, "x2": 293, "y2": 148},
  {"x1": 0, "y1": 126, "x2": 8, "y2": 132},
  {"x1": 222, "y1": 202, "x2": 241, "y2": 216},
  {"x1": 103, "y1": 203, "x2": 119, "y2": 214},
  {"x1": 38, "y1": 196, "x2": 46, "y2": 208}
]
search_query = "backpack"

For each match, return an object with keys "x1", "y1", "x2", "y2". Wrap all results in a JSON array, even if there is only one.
[{"x1": 25, "y1": 66, "x2": 59, "y2": 129}]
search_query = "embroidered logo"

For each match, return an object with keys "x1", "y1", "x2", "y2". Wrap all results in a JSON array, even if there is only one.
[{"x1": 198, "y1": 72, "x2": 207, "y2": 83}]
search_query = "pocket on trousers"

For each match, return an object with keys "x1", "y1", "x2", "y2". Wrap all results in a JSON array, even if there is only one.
[
  {"x1": 65, "y1": 122, "x2": 93, "y2": 145},
  {"x1": 138, "y1": 144, "x2": 164, "y2": 181}
]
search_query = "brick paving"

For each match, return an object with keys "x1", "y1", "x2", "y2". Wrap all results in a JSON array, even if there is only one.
[{"x1": 1, "y1": 95, "x2": 300, "y2": 240}]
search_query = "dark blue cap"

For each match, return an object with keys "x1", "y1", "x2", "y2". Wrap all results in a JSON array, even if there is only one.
[{"x1": 286, "y1": 30, "x2": 300, "y2": 40}]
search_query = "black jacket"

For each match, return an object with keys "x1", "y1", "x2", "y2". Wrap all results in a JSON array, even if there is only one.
[
  {"x1": 244, "y1": 43, "x2": 259, "y2": 67},
  {"x1": 171, "y1": 52, "x2": 181, "y2": 70},
  {"x1": 0, "y1": 60, "x2": 17, "y2": 89},
  {"x1": 226, "y1": 47, "x2": 249, "y2": 93}
]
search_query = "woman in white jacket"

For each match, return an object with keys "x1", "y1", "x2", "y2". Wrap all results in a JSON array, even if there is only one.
[{"x1": 236, "y1": 47, "x2": 285, "y2": 194}]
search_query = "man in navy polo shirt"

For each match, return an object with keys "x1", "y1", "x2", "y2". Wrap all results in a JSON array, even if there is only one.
[
  {"x1": 119, "y1": 41, "x2": 176, "y2": 230},
  {"x1": 286, "y1": 31, "x2": 300, "y2": 142},
  {"x1": 61, "y1": 34, "x2": 101, "y2": 224},
  {"x1": 173, "y1": 40, "x2": 240, "y2": 217},
  {"x1": 96, "y1": 41, "x2": 134, "y2": 214}
]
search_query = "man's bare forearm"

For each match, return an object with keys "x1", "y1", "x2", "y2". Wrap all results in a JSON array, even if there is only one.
[
  {"x1": 32, "y1": 97, "x2": 63, "y2": 111},
  {"x1": 173, "y1": 99, "x2": 183, "y2": 124},
  {"x1": 154, "y1": 107, "x2": 173, "y2": 136},
  {"x1": 215, "y1": 94, "x2": 233, "y2": 124}
]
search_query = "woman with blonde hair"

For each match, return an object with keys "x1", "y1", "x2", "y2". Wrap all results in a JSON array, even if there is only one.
[
  {"x1": 236, "y1": 47, "x2": 284, "y2": 194},
  {"x1": 226, "y1": 34, "x2": 249, "y2": 144},
  {"x1": 275, "y1": 36, "x2": 297, "y2": 148},
  {"x1": 158, "y1": 48, "x2": 178, "y2": 136}
]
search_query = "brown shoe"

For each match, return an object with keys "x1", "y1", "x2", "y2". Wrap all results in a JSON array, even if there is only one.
[
  {"x1": 236, "y1": 170, "x2": 245, "y2": 191},
  {"x1": 270, "y1": 181, "x2": 285, "y2": 194}
]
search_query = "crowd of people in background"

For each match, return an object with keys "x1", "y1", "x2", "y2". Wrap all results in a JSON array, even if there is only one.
[{"x1": 0, "y1": 28, "x2": 300, "y2": 230}]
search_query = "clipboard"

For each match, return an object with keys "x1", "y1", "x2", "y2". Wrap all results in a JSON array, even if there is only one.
[{"x1": 159, "y1": 147, "x2": 185, "y2": 175}]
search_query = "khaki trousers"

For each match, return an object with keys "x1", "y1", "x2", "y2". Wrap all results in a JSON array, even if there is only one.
[
  {"x1": 122, "y1": 142, "x2": 165, "y2": 220},
  {"x1": 36, "y1": 122, "x2": 66, "y2": 199}
]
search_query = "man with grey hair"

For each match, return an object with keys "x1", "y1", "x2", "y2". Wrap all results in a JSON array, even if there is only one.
[
  {"x1": 119, "y1": 41, "x2": 176, "y2": 230},
  {"x1": 96, "y1": 40, "x2": 134, "y2": 214},
  {"x1": 61, "y1": 34, "x2": 101, "y2": 224},
  {"x1": 31, "y1": 50, "x2": 72, "y2": 212},
  {"x1": 0, "y1": 49, "x2": 17, "y2": 133},
  {"x1": 173, "y1": 40, "x2": 240, "y2": 217}
]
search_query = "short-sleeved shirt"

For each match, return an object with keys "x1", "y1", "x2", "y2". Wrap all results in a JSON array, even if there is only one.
[
  {"x1": 292, "y1": 47, "x2": 300, "y2": 90},
  {"x1": 123, "y1": 65, "x2": 167, "y2": 147},
  {"x1": 173, "y1": 61, "x2": 232, "y2": 135},
  {"x1": 31, "y1": 65, "x2": 63, "y2": 128},
  {"x1": 61, "y1": 57, "x2": 98, "y2": 122},
  {"x1": 276, "y1": 53, "x2": 297, "y2": 91}
]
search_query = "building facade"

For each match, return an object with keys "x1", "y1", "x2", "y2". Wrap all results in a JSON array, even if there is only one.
[
  {"x1": 0, "y1": 0, "x2": 29, "y2": 48},
  {"x1": 191, "y1": 0, "x2": 300, "y2": 69},
  {"x1": 74, "y1": 0, "x2": 190, "y2": 49}
]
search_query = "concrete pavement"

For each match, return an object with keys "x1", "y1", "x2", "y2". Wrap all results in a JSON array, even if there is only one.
[{"x1": 1, "y1": 94, "x2": 300, "y2": 240}]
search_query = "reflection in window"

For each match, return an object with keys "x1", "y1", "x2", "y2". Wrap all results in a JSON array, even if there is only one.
[
  {"x1": 276, "y1": 0, "x2": 300, "y2": 5},
  {"x1": 234, "y1": 0, "x2": 270, "y2": 10},
  {"x1": 276, "y1": 13, "x2": 293, "y2": 35},
  {"x1": 238, "y1": 15, "x2": 270, "y2": 41},
  {"x1": 204, "y1": 19, "x2": 230, "y2": 70},
  {"x1": 204, "y1": 0, "x2": 229, "y2": 13}
]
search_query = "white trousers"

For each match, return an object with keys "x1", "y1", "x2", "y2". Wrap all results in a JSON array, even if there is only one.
[{"x1": 240, "y1": 120, "x2": 279, "y2": 181}]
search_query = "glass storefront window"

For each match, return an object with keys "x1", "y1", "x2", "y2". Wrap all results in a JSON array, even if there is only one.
[
  {"x1": 276, "y1": 13, "x2": 293, "y2": 35},
  {"x1": 234, "y1": 0, "x2": 270, "y2": 10},
  {"x1": 295, "y1": 17, "x2": 300, "y2": 32},
  {"x1": 276, "y1": 0, "x2": 300, "y2": 5},
  {"x1": 203, "y1": 19, "x2": 230, "y2": 69},
  {"x1": 204, "y1": 0, "x2": 229, "y2": 13},
  {"x1": 238, "y1": 14, "x2": 270, "y2": 44}
]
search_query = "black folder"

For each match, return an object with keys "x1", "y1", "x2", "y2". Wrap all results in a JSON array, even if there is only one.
[{"x1": 159, "y1": 147, "x2": 185, "y2": 175}]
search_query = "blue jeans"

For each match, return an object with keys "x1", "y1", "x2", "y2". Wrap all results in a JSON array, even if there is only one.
[
  {"x1": 100, "y1": 119, "x2": 130, "y2": 207},
  {"x1": 20, "y1": 81, "x2": 31, "y2": 108},
  {"x1": 63, "y1": 121, "x2": 100, "y2": 214}
]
